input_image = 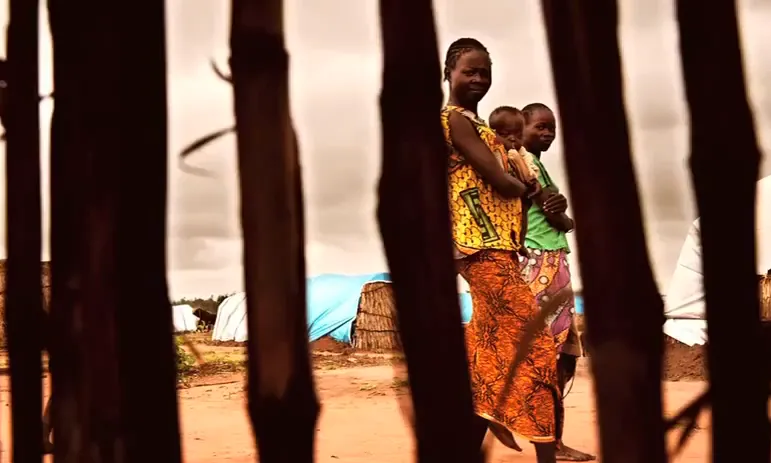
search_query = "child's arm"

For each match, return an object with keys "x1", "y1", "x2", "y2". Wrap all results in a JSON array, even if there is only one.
[
  {"x1": 504, "y1": 155, "x2": 536, "y2": 256},
  {"x1": 506, "y1": 158, "x2": 541, "y2": 200},
  {"x1": 531, "y1": 189, "x2": 574, "y2": 232}
]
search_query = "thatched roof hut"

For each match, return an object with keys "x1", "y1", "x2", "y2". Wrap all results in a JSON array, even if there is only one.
[
  {"x1": 0, "y1": 260, "x2": 51, "y2": 346},
  {"x1": 351, "y1": 282, "x2": 400, "y2": 351}
]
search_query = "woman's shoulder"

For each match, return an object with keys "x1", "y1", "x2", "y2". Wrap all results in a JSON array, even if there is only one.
[
  {"x1": 443, "y1": 106, "x2": 491, "y2": 140},
  {"x1": 444, "y1": 105, "x2": 485, "y2": 125},
  {"x1": 442, "y1": 106, "x2": 479, "y2": 145}
]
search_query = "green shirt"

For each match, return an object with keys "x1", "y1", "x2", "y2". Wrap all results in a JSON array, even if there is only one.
[{"x1": 524, "y1": 156, "x2": 571, "y2": 252}]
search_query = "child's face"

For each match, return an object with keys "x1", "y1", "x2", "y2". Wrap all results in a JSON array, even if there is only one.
[
  {"x1": 493, "y1": 112, "x2": 525, "y2": 151},
  {"x1": 523, "y1": 109, "x2": 556, "y2": 153}
]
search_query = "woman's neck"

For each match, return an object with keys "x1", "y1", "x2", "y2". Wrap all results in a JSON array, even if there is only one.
[{"x1": 447, "y1": 96, "x2": 478, "y2": 114}]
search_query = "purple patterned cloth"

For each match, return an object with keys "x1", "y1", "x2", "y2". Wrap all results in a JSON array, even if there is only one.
[{"x1": 519, "y1": 248, "x2": 582, "y2": 356}]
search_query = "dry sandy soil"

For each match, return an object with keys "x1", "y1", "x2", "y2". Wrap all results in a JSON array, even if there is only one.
[{"x1": 0, "y1": 345, "x2": 710, "y2": 463}]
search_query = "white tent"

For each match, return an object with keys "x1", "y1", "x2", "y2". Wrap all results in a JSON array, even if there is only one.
[
  {"x1": 211, "y1": 293, "x2": 248, "y2": 342},
  {"x1": 663, "y1": 175, "x2": 771, "y2": 346},
  {"x1": 172, "y1": 304, "x2": 200, "y2": 333}
]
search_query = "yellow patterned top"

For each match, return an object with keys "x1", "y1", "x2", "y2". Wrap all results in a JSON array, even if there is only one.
[{"x1": 442, "y1": 105, "x2": 522, "y2": 255}]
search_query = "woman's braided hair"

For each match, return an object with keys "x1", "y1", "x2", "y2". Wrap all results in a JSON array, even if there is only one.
[{"x1": 443, "y1": 37, "x2": 491, "y2": 82}]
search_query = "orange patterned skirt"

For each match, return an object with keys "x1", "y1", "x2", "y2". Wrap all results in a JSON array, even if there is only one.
[{"x1": 458, "y1": 249, "x2": 561, "y2": 442}]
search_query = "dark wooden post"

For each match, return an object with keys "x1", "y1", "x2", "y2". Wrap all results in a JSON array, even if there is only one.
[
  {"x1": 48, "y1": 0, "x2": 85, "y2": 458},
  {"x1": 377, "y1": 1, "x2": 481, "y2": 461},
  {"x1": 48, "y1": 1, "x2": 181, "y2": 461},
  {"x1": 5, "y1": 0, "x2": 45, "y2": 461},
  {"x1": 540, "y1": 1, "x2": 668, "y2": 462},
  {"x1": 676, "y1": 1, "x2": 770, "y2": 461},
  {"x1": 48, "y1": 0, "x2": 103, "y2": 458},
  {"x1": 229, "y1": 0, "x2": 320, "y2": 461},
  {"x1": 110, "y1": 1, "x2": 183, "y2": 460}
]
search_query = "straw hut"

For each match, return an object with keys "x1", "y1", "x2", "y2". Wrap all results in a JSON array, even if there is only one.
[
  {"x1": 351, "y1": 282, "x2": 401, "y2": 351},
  {"x1": 0, "y1": 260, "x2": 51, "y2": 346}
]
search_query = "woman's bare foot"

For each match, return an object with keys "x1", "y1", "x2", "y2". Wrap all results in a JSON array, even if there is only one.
[
  {"x1": 556, "y1": 443, "x2": 596, "y2": 461},
  {"x1": 488, "y1": 422, "x2": 523, "y2": 452}
]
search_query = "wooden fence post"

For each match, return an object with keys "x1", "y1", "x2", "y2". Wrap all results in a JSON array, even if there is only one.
[
  {"x1": 540, "y1": 1, "x2": 668, "y2": 462},
  {"x1": 230, "y1": 0, "x2": 320, "y2": 461},
  {"x1": 5, "y1": 0, "x2": 45, "y2": 460},
  {"x1": 377, "y1": 1, "x2": 481, "y2": 461},
  {"x1": 676, "y1": 1, "x2": 770, "y2": 460}
]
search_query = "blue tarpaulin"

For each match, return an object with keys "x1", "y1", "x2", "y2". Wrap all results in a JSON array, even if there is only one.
[
  {"x1": 211, "y1": 273, "x2": 573, "y2": 344},
  {"x1": 306, "y1": 273, "x2": 474, "y2": 343},
  {"x1": 212, "y1": 273, "x2": 476, "y2": 343},
  {"x1": 307, "y1": 272, "x2": 391, "y2": 343},
  {"x1": 574, "y1": 294, "x2": 584, "y2": 314}
]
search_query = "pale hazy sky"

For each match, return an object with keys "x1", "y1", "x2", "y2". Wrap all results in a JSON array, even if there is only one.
[{"x1": 0, "y1": 0, "x2": 769, "y2": 299}]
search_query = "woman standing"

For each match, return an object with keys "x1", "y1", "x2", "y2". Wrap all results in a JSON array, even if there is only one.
[{"x1": 441, "y1": 38, "x2": 560, "y2": 463}]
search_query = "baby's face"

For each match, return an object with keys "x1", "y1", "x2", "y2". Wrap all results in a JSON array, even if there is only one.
[{"x1": 494, "y1": 112, "x2": 525, "y2": 151}]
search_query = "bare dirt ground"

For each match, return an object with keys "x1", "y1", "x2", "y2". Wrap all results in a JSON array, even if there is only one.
[{"x1": 0, "y1": 343, "x2": 710, "y2": 463}]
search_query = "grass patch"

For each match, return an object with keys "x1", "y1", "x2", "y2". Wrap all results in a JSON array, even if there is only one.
[
  {"x1": 175, "y1": 336, "x2": 197, "y2": 375},
  {"x1": 175, "y1": 335, "x2": 245, "y2": 387}
]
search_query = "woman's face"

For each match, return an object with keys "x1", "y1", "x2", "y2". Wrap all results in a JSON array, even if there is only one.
[{"x1": 449, "y1": 50, "x2": 491, "y2": 104}]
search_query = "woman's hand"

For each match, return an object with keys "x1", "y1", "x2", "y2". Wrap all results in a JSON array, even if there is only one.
[
  {"x1": 526, "y1": 180, "x2": 542, "y2": 198},
  {"x1": 531, "y1": 189, "x2": 574, "y2": 231},
  {"x1": 543, "y1": 193, "x2": 568, "y2": 214}
]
